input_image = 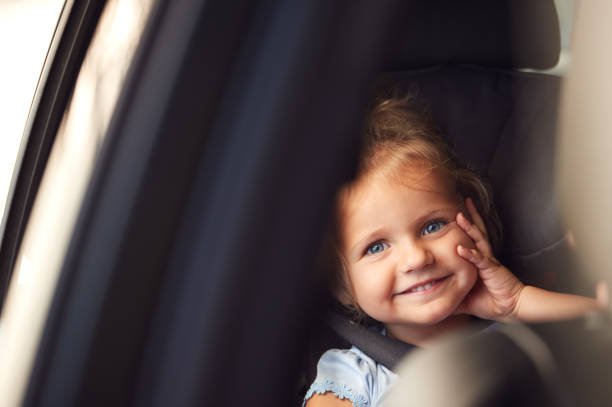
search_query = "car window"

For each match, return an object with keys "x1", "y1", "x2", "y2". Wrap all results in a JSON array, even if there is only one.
[
  {"x1": 0, "y1": 0, "x2": 64, "y2": 220},
  {"x1": 553, "y1": 0, "x2": 575, "y2": 74},
  {"x1": 522, "y1": 0, "x2": 575, "y2": 75},
  {"x1": 0, "y1": 0, "x2": 155, "y2": 405}
]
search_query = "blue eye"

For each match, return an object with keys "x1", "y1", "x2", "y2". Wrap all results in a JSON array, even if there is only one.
[
  {"x1": 365, "y1": 241, "x2": 389, "y2": 255},
  {"x1": 423, "y1": 220, "x2": 446, "y2": 235}
]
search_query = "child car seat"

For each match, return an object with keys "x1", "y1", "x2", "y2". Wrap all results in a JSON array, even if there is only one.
[{"x1": 301, "y1": 0, "x2": 593, "y2": 395}]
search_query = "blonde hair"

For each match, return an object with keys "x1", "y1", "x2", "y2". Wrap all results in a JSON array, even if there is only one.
[{"x1": 328, "y1": 95, "x2": 502, "y2": 321}]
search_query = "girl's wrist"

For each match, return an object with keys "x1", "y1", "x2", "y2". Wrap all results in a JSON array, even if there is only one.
[{"x1": 506, "y1": 282, "x2": 527, "y2": 321}]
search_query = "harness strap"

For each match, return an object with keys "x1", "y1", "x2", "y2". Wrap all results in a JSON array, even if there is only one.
[{"x1": 327, "y1": 313, "x2": 415, "y2": 371}]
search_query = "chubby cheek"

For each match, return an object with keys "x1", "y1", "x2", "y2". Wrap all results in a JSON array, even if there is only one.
[
  {"x1": 349, "y1": 265, "x2": 394, "y2": 307},
  {"x1": 454, "y1": 225, "x2": 477, "y2": 250},
  {"x1": 435, "y1": 224, "x2": 474, "y2": 256},
  {"x1": 460, "y1": 261, "x2": 478, "y2": 291},
  {"x1": 456, "y1": 259, "x2": 478, "y2": 297},
  {"x1": 442, "y1": 227, "x2": 479, "y2": 284}
]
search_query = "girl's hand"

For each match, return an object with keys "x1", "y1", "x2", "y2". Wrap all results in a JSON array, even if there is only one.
[{"x1": 454, "y1": 198, "x2": 524, "y2": 320}]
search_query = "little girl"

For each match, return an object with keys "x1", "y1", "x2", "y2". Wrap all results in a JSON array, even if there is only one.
[{"x1": 303, "y1": 95, "x2": 601, "y2": 407}]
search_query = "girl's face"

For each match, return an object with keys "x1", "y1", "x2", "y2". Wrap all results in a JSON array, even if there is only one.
[{"x1": 338, "y1": 167, "x2": 478, "y2": 331}]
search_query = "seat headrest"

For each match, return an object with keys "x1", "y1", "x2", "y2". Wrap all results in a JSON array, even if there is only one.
[{"x1": 387, "y1": 0, "x2": 560, "y2": 70}]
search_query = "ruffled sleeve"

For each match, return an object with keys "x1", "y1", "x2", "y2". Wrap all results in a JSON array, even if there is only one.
[{"x1": 302, "y1": 347, "x2": 396, "y2": 407}]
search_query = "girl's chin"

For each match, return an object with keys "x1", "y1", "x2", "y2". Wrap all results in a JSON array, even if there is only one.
[
  {"x1": 385, "y1": 309, "x2": 458, "y2": 327},
  {"x1": 417, "y1": 312, "x2": 456, "y2": 326},
  {"x1": 411, "y1": 300, "x2": 468, "y2": 325}
]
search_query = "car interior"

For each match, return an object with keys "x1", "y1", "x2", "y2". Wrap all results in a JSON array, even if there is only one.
[
  {"x1": 0, "y1": 1, "x2": 610, "y2": 406},
  {"x1": 299, "y1": 0, "x2": 608, "y2": 405}
]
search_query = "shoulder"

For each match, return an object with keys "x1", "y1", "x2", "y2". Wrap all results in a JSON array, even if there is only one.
[
  {"x1": 317, "y1": 347, "x2": 379, "y2": 377},
  {"x1": 303, "y1": 347, "x2": 397, "y2": 407}
]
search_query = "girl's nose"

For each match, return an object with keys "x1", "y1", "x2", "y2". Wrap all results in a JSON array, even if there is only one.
[{"x1": 399, "y1": 241, "x2": 433, "y2": 273}]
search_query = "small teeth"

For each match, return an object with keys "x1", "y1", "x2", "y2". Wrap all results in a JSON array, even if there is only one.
[{"x1": 410, "y1": 279, "x2": 436, "y2": 292}]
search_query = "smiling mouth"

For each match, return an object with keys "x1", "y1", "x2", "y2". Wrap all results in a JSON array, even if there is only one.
[{"x1": 397, "y1": 275, "x2": 450, "y2": 295}]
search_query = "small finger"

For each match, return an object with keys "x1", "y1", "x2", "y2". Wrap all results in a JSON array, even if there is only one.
[
  {"x1": 456, "y1": 212, "x2": 492, "y2": 255},
  {"x1": 457, "y1": 245, "x2": 491, "y2": 270},
  {"x1": 466, "y1": 197, "x2": 487, "y2": 237}
]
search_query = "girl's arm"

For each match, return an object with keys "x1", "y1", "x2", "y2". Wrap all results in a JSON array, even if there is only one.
[
  {"x1": 455, "y1": 198, "x2": 601, "y2": 322},
  {"x1": 306, "y1": 394, "x2": 355, "y2": 407},
  {"x1": 513, "y1": 285, "x2": 601, "y2": 322}
]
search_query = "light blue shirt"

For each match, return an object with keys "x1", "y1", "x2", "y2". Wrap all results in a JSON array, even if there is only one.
[
  {"x1": 302, "y1": 321, "x2": 500, "y2": 406},
  {"x1": 303, "y1": 346, "x2": 398, "y2": 407}
]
